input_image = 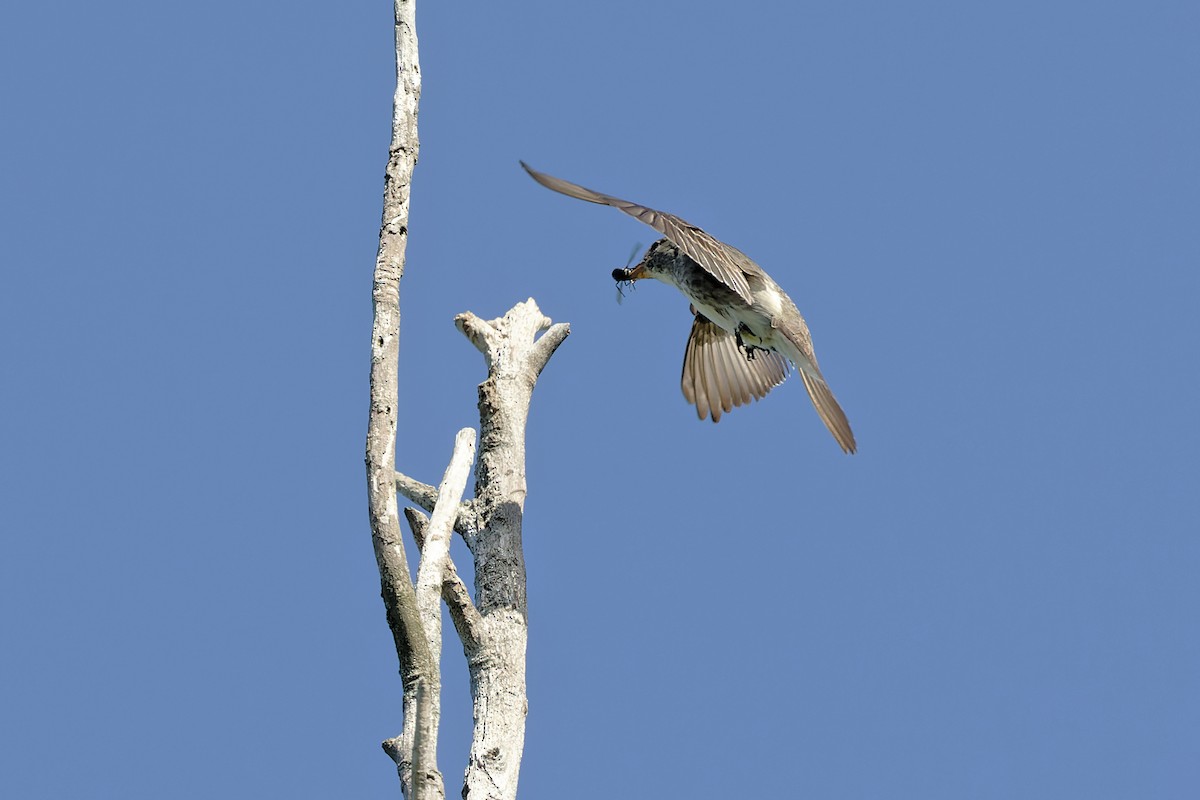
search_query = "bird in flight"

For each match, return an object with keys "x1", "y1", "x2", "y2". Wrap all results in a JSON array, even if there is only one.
[{"x1": 521, "y1": 162, "x2": 856, "y2": 454}]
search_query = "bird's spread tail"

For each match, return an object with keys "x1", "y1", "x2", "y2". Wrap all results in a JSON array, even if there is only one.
[{"x1": 798, "y1": 369, "x2": 857, "y2": 454}]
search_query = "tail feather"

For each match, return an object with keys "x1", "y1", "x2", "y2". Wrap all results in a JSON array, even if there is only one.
[
  {"x1": 798, "y1": 369, "x2": 856, "y2": 454},
  {"x1": 776, "y1": 322, "x2": 856, "y2": 454}
]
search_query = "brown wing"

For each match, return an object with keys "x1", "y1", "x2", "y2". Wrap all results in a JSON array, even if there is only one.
[
  {"x1": 680, "y1": 316, "x2": 790, "y2": 423},
  {"x1": 521, "y1": 162, "x2": 756, "y2": 304}
]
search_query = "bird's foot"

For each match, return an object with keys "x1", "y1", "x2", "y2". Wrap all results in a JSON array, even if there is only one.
[{"x1": 735, "y1": 328, "x2": 758, "y2": 361}]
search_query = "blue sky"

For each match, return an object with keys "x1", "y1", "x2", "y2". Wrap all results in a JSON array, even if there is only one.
[{"x1": 3, "y1": 1, "x2": 1198, "y2": 797}]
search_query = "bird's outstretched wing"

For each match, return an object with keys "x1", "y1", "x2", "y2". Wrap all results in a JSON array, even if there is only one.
[
  {"x1": 681, "y1": 315, "x2": 790, "y2": 423},
  {"x1": 521, "y1": 162, "x2": 755, "y2": 304}
]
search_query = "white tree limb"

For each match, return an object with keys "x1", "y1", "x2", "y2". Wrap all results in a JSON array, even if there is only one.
[
  {"x1": 367, "y1": 0, "x2": 426, "y2": 796},
  {"x1": 396, "y1": 471, "x2": 480, "y2": 543},
  {"x1": 415, "y1": 428, "x2": 476, "y2": 642},
  {"x1": 394, "y1": 472, "x2": 438, "y2": 510},
  {"x1": 454, "y1": 299, "x2": 570, "y2": 800},
  {"x1": 380, "y1": 302, "x2": 568, "y2": 799},
  {"x1": 410, "y1": 678, "x2": 436, "y2": 800},
  {"x1": 528, "y1": 322, "x2": 572, "y2": 376},
  {"x1": 404, "y1": 427, "x2": 475, "y2": 800},
  {"x1": 366, "y1": 3, "x2": 572, "y2": 799},
  {"x1": 405, "y1": 508, "x2": 484, "y2": 652}
]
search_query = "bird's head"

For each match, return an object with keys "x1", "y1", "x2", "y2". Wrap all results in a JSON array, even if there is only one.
[{"x1": 611, "y1": 239, "x2": 686, "y2": 287}]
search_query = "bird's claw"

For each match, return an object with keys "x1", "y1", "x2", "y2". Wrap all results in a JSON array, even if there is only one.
[{"x1": 735, "y1": 328, "x2": 758, "y2": 361}]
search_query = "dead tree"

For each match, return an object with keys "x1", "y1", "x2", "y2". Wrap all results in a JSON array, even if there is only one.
[{"x1": 364, "y1": 1, "x2": 569, "y2": 798}]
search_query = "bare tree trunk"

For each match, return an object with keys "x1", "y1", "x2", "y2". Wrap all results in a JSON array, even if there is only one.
[
  {"x1": 382, "y1": 303, "x2": 567, "y2": 800},
  {"x1": 365, "y1": 0, "x2": 425, "y2": 794},
  {"x1": 365, "y1": 6, "x2": 569, "y2": 800},
  {"x1": 454, "y1": 304, "x2": 567, "y2": 800}
]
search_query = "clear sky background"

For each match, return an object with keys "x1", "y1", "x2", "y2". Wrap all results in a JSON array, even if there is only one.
[{"x1": 2, "y1": 1, "x2": 1197, "y2": 797}]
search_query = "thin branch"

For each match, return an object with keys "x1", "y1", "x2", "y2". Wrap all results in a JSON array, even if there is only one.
[
  {"x1": 414, "y1": 428, "x2": 477, "y2": 641},
  {"x1": 395, "y1": 472, "x2": 439, "y2": 510},
  {"x1": 411, "y1": 679, "x2": 435, "y2": 800},
  {"x1": 454, "y1": 312, "x2": 498, "y2": 358},
  {"x1": 372, "y1": 509, "x2": 433, "y2": 679},
  {"x1": 529, "y1": 322, "x2": 572, "y2": 376},
  {"x1": 405, "y1": 508, "x2": 484, "y2": 653},
  {"x1": 396, "y1": 471, "x2": 481, "y2": 543},
  {"x1": 403, "y1": 428, "x2": 475, "y2": 800},
  {"x1": 368, "y1": 0, "x2": 424, "y2": 793}
]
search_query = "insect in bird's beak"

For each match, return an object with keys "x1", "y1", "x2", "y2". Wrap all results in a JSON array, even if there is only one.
[
  {"x1": 614, "y1": 273, "x2": 635, "y2": 304},
  {"x1": 614, "y1": 242, "x2": 643, "y2": 305}
]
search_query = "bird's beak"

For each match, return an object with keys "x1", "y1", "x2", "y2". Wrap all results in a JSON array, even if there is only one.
[{"x1": 612, "y1": 264, "x2": 648, "y2": 282}]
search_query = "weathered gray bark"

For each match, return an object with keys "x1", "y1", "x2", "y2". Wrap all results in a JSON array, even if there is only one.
[
  {"x1": 393, "y1": 301, "x2": 568, "y2": 800},
  {"x1": 366, "y1": 0, "x2": 427, "y2": 794},
  {"x1": 455, "y1": 302, "x2": 568, "y2": 800},
  {"x1": 411, "y1": 428, "x2": 476, "y2": 799},
  {"x1": 366, "y1": 1, "x2": 569, "y2": 798},
  {"x1": 367, "y1": 0, "x2": 421, "y2": 670}
]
